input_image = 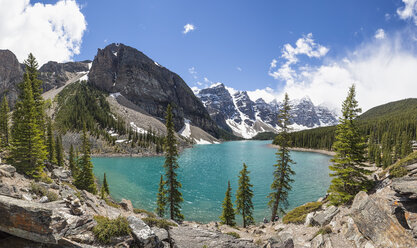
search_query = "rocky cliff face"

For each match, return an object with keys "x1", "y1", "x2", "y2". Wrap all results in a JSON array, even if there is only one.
[
  {"x1": 0, "y1": 49, "x2": 91, "y2": 107},
  {"x1": 196, "y1": 83, "x2": 338, "y2": 138},
  {"x1": 38, "y1": 60, "x2": 91, "y2": 92},
  {"x1": 0, "y1": 50, "x2": 24, "y2": 107},
  {"x1": 88, "y1": 43, "x2": 220, "y2": 138}
]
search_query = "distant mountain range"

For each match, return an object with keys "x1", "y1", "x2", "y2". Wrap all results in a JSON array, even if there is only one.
[
  {"x1": 0, "y1": 43, "x2": 338, "y2": 142},
  {"x1": 195, "y1": 83, "x2": 338, "y2": 138}
]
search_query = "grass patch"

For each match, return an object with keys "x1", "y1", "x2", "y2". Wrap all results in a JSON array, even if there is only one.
[
  {"x1": 313, "y1": 226, "x2": 332, "y2": 238},
  {"x1": 226, "y1": 232, "x2": 240, "y2": 239},
  {"x1": 46, "y1": 191, "x2": 59, "y2": 202},
  {"x1": 92, "y1": 215, "x2": 130, "y2": 244},
  {"x1": 105, "y1": 198, "x2": 120, "y2": 208},
  {"x1": 133, "y1": 208, "x2": 157, "y2": 218},
  {"x1": 282, "y1": 201, "x2": 322, "y2": 224},
  {"x1": 142, "y1": 217, "x2": 177, "y2": 229},
  {"x1": 39, "y1": 172, "x2": 53, "y2": 184}
]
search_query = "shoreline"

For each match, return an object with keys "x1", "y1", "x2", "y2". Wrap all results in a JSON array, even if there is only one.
[{"x1": 267, "y1": 144, "x2": 336, "y2": 156}]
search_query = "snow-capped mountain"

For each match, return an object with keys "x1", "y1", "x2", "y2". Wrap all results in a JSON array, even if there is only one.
[{"x1": 196, "y1": 83, "x2": 338, "y2": 139}]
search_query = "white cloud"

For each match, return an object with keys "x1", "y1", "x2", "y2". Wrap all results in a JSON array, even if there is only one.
[
  {"x1": 237, "y1": 66, "x2": 242, "y2": 71},
  {"x1": 397, "y1": 0, "x2": 417, "y2": 25},
  {"x1": 247, "y1": 87, "x2": 279, "y2": 103},
  {"x1": 0, "y1": 0, "x2": 87, "y2": 65},
  {"x1": 375, "y1": 28, "x2": 386, "y2": 39},
  {"x1": 268, "y1": 33, "x2": 329, "y2": 83},
  {"x1": 188, "y1": 66, "x2": 197, "y2": 79},
  {"x1": 268, "y1": 31, "x2": 417, "y2": 113},
  {"x1": 183, "y1": 23, "x2": 195, "y2": 34}
]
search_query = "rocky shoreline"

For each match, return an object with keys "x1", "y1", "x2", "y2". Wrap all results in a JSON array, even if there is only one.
[
  {"x1": 267, "y1": 144, "x2": 336, "y2": 156},
  {"x1": 1, "y1": 154, "x2": 417, "y2": 247}
]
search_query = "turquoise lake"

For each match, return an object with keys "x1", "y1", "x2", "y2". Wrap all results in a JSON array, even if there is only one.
[{"x1": 92, "y1": 140, "x2": 332, "y2": 223}]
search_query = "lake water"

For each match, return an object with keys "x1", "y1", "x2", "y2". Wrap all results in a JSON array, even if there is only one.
[{"x1": 92, "y1": 140, "x2": 332, "y2": 223}]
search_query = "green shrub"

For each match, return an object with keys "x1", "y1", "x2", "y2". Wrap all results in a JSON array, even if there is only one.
[
  {"x1": 314, "y1": 226, "x2": 332, "y2": 238},
  {"x1": 390, "y1": 165, "x2": 408, "y2": 178},
  {"x1": 30, "y1": 182, "x2": 48, "y2": 196},
  {"x1": 46, "y1": 191, "x2": 59, "y2": 202},
  {"x1": 40, "y1": 172, "x2": 53, "y2": 184},
  {"x1": 142, "y1": 217, "x2": 177, "y2": 229},
  {"x1": 133, "y1": 208, "x2": 157, "y2": 218},
  {"x1": 92, "y1": 215, "x2": 130, "y2": 244},
  {"x1": 226, "y1": 232, "x2": 240, "y2": 239},
  {"x1": 385, "y1": 151, "x2": 417, "y2": 178},
  {"x1": 282, "y1": 201, "x2": 322, "y2": 224}
]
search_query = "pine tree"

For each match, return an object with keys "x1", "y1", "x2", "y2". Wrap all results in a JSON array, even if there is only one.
[
  {"x1": 69, "y1": 144, "x2": 78, "y2": 177},
  {"x1": 268, "y1": 93, "x2": 295, "y2": 221},
  {"x1": 401, "y1": 131, "x2": 412, "y2": 158},
  {"x1": 46, "y1": 118, "x2": 57, "y2": 164},
  {"x1": 156, "y1": 174, "x2": 166, "y2": 217},
  {"x1": 74, "y1": 124, "x2": 97, "y2": 194},
  {"x1": 375, "y1": 147, "x2": 382, "y2": 167},
  {"x1": 10, "y1": 55, "x2": 47, "y2": 179},
  {"x1": 24, "y1": 53, "x2": 45, "y2": 140},
  {"x1": 235, "y1": 163, "x2": 254, "y2": 227},
  {"x1": 328, "y1": 85, "x2": 371, "y2": 205},
  {"x1": 103, "y1": 172, "x2": 110, "y2": 195},
  {"x1": 162, "y1": 104, "x2": 184, "y2": 221},
  {"x1": 0, "y1": 96, "x2": 10, "y2": 147},
  {"x1": 55, "y1": 135, "x2": 64, "y2": 166},
  {"x1": 381, "y1": 132, "x2": 392, "y2": 168},
  {"x1": 220, "y1": 181, "x2": 236, "y2": 226}
]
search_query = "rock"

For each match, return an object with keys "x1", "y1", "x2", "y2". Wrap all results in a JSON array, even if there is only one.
[
  {"x1": 0, "y1": 183, "x2": 13, "y2": 196},
  {"x1": 52, "y1": 168, "x2": 71, "y2": 182},
  {"x1": 304, "y1": 212, "x2": 315, "y2": 226},
  {"x1": 88, "y1": 43, "x2": 220, "y2": 137},
  {"x1": 127, "y1": 216, "x2": 162, "y2": 248},
  {"x1": 265, "y1": 233, "x2": 294, "y2": 248},
  {"x1": 311, "y1": 234, "x2": 324, "y2": 248},
  {"x1": 0, "y1": 194, "x2": 66, "y2": 244},
  {"x1": 39, "y1": 196, "x2": 49, "y2": 203},
  {"x1": 21, "y1": 193, "x2": 33, "y2": 201},
  {"x1": 311, "y1": 206, "x2": 339, "y2": 226},
  {"x1": 0, "y1": 165, "x2": 17, "y2": 176},
  {"x1": 151, "y1": 227, "x2": 169, "y2": 242},
  {"x1": 391, "y1": 177, "x2": 417, "y2": 199},
  {"x1": 120, "y1": 198, "x2": 133, "y2": 212},
  {"x1": 350, "y1": 191, "x2": 417, "y2": 247}
]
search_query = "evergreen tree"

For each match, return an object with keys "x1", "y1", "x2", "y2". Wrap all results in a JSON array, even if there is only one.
[
  {"x1": 46, "y1": 118, "x2": 57, "y2": 164},
  {"x1": 381, "y1": 132, "x2": 392, "y2": 168},
  {"x1": 220, "y1": 181, "x2": 236, "y2": 226},
  {"x1": 24, "y1": 53, "x2": 45, "y2": 139},
  {"x1": 162, "y1": 104, "x2": 184, "y2": 221},
  {"x1": 328, "y1": 85, "x2": 371, "y2": 205},
  {"x1": 236, "y1": 163, "x2": 254, "y2": 228},
  {"x1": 10, "y1": 55, "x2": 47, "y2": 179},
  {"x1": 375, "y1": 146, "x2": 382, "y2": 167},
  {"x1": 401, "y1": 131, "x2": 412, "y2": 158},
  {"x1": 55, "y1": 135, "x2": 64, "y2": 166},
  {"x1": 0, "y1": 96, "x2": 10, "y2": 147},
  {"x1": 69, "y1": 144, "x2": 78, "y2": 177},
  {"x1": 103, "y1": 172, "x2": 110, "y2": 195},
  {"x1": 156, "y1": 174, "x2": 166, "y2": 217},
  {"x1": 268, "y1": 93, "x2": 295, "y2": 221},
  {"x1": 74, "y1": 124, "x2": 97, "y2": 194}
]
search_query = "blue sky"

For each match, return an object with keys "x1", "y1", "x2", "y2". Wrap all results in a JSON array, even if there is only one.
[
  {"x1": 72, "y1": 0, "x2": 405, "y2": 91},
  {"x1": 2, "y1": 0, "x2": 417, "y2": 111}
]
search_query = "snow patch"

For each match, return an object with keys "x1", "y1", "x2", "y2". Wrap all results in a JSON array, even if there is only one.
[
  {"x1": 113, "y1": 51, "x2": 117, "y2": 56},
  {"x1": 115, "y1": 139, "x2": 127, "y2": 143},
  {"x1": 179, "y1": 119, "x2": 191, "y2": 138},
  {"x1": 88, "y1": 62, "x2": 92, "y2": 70},
  {"x1": 194, "y1": 138, "x2": 211, "y2": 144},
  {"x1": 110, "y1": 92, "x2": 121, "y2": 98},
  {"x1": 154, "y1": 61, "x2": 162, "y2": 67},
  {"x1": 209, "y1": 82, "x2": 223, "y2": 88},
  {"x1": 130, "y1": 122, "x2": 148, "y2": 134},
  {"x1": 79, "y1": 73, "x2": 88, "y2": 81}
]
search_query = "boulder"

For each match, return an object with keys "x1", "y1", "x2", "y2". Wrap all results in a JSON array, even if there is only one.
[
  {"x1": 52, "y1": 168, "x2": 71, "y2": 182},
  {"x1": 0, "y1": 165, "x2": 16, "y2": 178},
  {"x1": 127, "y1": 216, "x2": 162, "y2": 248},
  {"x1": 304, "y1": 212, "x2": 315, "y2": 226},
  {"x1": 21, "y1": 193, "x2": 33, "y2": 202},
  {"x1": 0, "y1": 195, "x2": 66, "y2": 244},
  {"x1": 120, "y1": 198, "x2": 134, "y2": 212},
  {"x1": 39, "y1": 196, "x2": 49, "y2": 203},
  {"x1": 311, "y1": 206, "x2": 339, "y2": 226},
  {"x1": 391, "y1": 177, "x2": 417, "y2": 199},
  {"x1": 350, "y1": 191, "x2": 417, "y2": 247},
  {"x1": 151, "y1": 227, "x2": 169, "y2": 242}
]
